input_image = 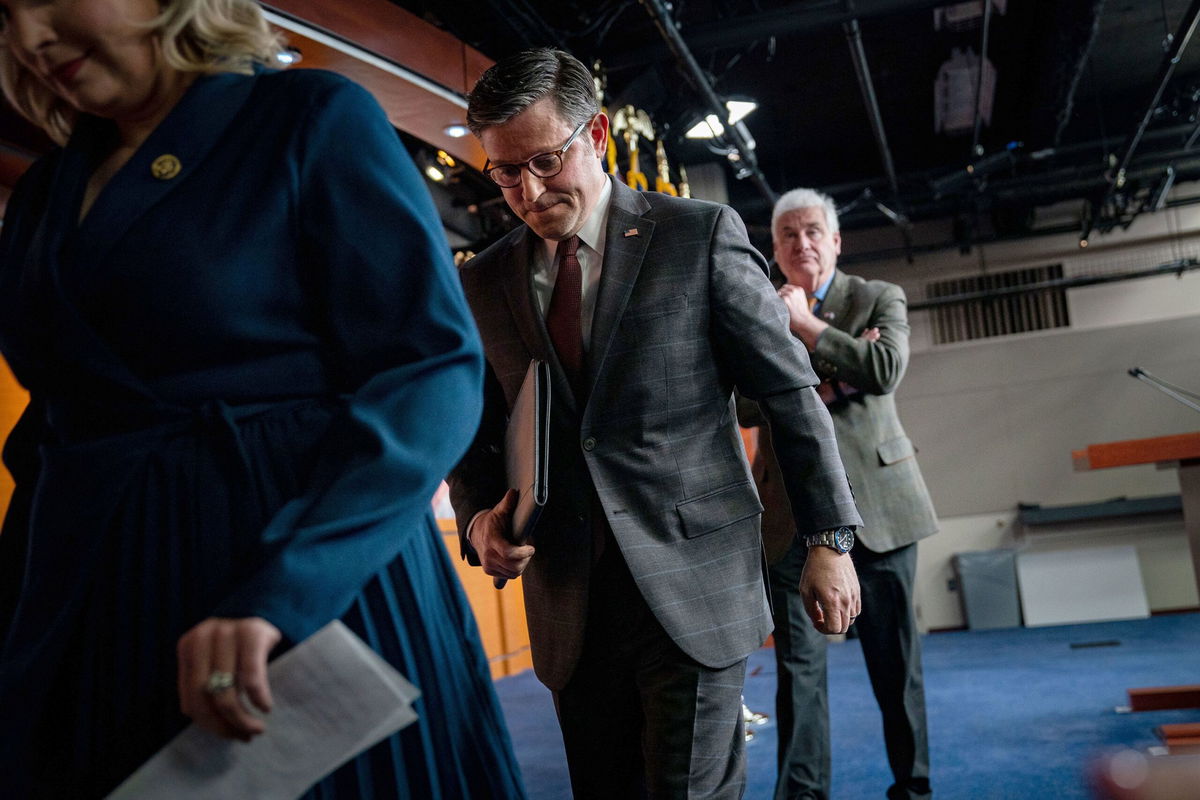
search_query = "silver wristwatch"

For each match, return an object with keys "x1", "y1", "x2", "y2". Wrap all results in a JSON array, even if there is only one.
[{"x1": 804, "y1": 526, "x2": 855, "y2": 554}]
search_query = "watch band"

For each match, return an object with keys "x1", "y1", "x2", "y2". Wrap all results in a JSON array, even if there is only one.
[{"x1": 804, "y1": 526, "x2": 855, "y2": 554}]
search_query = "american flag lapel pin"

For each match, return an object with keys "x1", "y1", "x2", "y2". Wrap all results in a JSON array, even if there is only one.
[{"x1": 623, "y1": 227, "x2": 639, "y2": 238}]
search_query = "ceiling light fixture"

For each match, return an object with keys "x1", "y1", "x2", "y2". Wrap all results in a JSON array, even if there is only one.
[
  {"x1": 687, "y1": 114, "x2": 725, "y2": 139},
  {"x1": 725, "y1": 100, "x2": 757, "y2": 125},
  {"x1": 684, "y1": 99, "x2": 758, "y2": 140},
  {"x1": 275, "y1": 47, "x2": 302, "y2": 66},
  {"x1": 443, "y1": 124, "x2": 470, "y2": 138}
]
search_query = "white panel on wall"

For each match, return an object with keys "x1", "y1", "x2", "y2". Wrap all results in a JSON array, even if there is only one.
[{"x1": 1016, "y1": 545, "x2": 1149, "y2": 626}]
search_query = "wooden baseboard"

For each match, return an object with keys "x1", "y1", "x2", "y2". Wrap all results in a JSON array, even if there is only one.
[
  {"x1": 1128, "y1": 685, "x2": 1200, "y2": 712},
  {"x1": 1150, "y1": 606, "x2": 1200, "y2": 616}
]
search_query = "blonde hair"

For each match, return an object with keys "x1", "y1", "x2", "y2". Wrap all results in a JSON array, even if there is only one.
[{"x1": 0, "y1": 0, "x2": 284, "y2": 144}]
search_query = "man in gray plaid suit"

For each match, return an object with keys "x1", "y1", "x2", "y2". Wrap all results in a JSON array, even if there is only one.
[
  {"x1": 448, "y1": 49, "x2": 862, "y2": 799},
  {"x1": 744, "y1": 188, "x2": 939, "y2": 800}
]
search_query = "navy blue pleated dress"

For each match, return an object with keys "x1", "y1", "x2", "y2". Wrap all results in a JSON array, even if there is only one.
[{"x1": 0, "y1": 67, "x2": 526, "y2": 799}]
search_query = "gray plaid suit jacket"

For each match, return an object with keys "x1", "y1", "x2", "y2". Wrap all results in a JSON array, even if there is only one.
[{"x1": 449, "y1": 178, "x2": 861, "y2": 691}]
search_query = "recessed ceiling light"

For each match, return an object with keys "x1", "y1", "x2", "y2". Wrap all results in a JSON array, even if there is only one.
[{"x1": 443, "y1": 124, "x2": 470, "y2": 138}]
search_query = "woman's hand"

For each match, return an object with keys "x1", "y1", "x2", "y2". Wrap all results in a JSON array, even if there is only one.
[{"x1": 177, "y1": 617, "x2": 282, "y2": 741}]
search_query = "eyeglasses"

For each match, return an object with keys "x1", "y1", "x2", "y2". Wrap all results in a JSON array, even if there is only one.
[{"x1": 483, "y1": 119, "x2": 590, "y2": 188}]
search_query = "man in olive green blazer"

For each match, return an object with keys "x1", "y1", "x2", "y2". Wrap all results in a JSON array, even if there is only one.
[{"x1": 744, "y1": 188, "x2": 938, "y2": 800}]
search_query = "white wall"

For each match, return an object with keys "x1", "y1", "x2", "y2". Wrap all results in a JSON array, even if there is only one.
[{"x1": 841, "y1": 193, "x2": 1200, "y2": 630}]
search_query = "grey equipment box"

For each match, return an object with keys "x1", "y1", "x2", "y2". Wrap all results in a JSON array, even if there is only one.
[{"x1": 952, "y1": 548, "x2": 1022, "y2": 630}]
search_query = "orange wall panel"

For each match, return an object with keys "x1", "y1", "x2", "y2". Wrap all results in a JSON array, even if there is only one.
[
  {"x1": 0, "y1": 358, "x2": 28, "y2": 523},
  {"x1": 439, "y1": 522, "x2": 533, "y2": 679}
]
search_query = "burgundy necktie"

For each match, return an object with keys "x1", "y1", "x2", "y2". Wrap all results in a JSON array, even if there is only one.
[
  {"x1": 546, "y1": 235, "x2": 583, "y2": 394},
  {"x1": 546, "y1": 236, "x2": 608, "y2": 562}
]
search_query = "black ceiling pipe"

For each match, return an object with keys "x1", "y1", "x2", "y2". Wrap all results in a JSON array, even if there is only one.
[
  {"x1": 1105, "y1": 0, "x2": 1200, "y2": 199},
  {"x1": 970, "y1": 0, "x2": 994, "y2": 158},
  {"x1": 1053, "y1": 0, "x2": 1108, "y2": 149},
  {"x1": 608, "y1": 0, "x2": 957, "y2": 70},
  {"x1": 843, "y1": 17, "x2": 912, "y2": 259},
  {"x1": 808, "y1": 122, "x2": 1198, "y2": 203},
  {"x1": 833, "y1": 198, "x2": 1200, "y2": 263},
  {"x1": 844, "y1": 19, "x2": 900, "y2": 200},
  {"x1": 637, "y1": 0, "x2": 777, "y2": 206}
]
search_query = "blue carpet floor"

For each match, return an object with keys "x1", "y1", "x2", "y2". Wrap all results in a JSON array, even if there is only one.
[{"x1": 493, "y1": 612, "x2": 1200, "y2": 799}]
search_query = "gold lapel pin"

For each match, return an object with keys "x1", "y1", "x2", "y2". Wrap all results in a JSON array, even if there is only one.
[{"x1": 151, "y1": 154, "x2": 182, "y2": 181}]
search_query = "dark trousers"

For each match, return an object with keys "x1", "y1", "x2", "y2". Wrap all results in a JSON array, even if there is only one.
[
  {"x1": 769, "y1": 539, "x2": 931, "y2": 800},
  {"x1": 554, "y1": 544, "x2": 748, "y2": 799}
]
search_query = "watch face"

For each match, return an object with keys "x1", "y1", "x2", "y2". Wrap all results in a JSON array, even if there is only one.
[{"x1": 834, "y1": 528, "x2": 854, "y2": 553}]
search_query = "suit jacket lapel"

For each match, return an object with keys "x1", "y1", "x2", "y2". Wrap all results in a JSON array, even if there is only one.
[
  {"x1": 499, "y1": 226, "x2": 584, "y2": 415},
  {"x1": 77, "y1": 70, "x2": 259, "y2": 273},
  {"x1": 587, "y1": 179, "x2": 654, "y2": 394},
  {"x1": 818, "y1": 269, "x2": 850, "y2": 331},
  {"x1": 499, "y1": 227, "x2": 547, "y2": 358}
]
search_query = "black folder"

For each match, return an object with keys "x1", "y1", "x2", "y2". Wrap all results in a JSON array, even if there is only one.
[{"x1": 496, "y1": 359, "x2": 550, "y2": 589}]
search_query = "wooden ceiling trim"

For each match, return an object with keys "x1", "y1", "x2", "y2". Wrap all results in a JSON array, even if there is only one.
[
  {"x1": 263, "y1": 0, "x2": 491, "y2": 95},
  {"x1": 262, "y1": 1, "x2": 492, "y2": 168}
]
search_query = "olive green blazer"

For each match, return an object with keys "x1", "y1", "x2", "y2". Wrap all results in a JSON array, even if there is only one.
[{"x1": 745, "y1": 270, "x2": 938, "y2": 563}]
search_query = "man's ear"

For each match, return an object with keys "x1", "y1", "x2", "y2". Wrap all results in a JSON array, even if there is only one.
[{"x1": 589, "y1": 113, "x2": 610, "y2": 159}]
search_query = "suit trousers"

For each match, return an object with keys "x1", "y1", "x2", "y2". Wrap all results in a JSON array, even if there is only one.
[
  {"x1": 769, "y1": 539, "x2": 931, "y2": 800},
  {"x1": 553, "y1": 540, "x2": 748, "y2": 799}
]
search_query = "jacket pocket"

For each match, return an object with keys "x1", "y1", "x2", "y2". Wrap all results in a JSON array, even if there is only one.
[
  {"x1": 676, "y1": 480, "x2": 763, "y2": 538},
  {"x1": 877, "y1": 435, "x2": 916, "y2": 465}
]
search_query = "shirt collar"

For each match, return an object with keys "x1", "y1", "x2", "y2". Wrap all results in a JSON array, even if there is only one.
[
  {"x1": 813, "y1": 269, "x2": 836, "y2": 302},
  {"x1": 539, "y1": 176, "x2": 612, "y2": 264}
]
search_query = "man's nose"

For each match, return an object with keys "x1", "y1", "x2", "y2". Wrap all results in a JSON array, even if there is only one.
[{"x1": 518, "y1": 168, "x2": 546, "y2": 200}]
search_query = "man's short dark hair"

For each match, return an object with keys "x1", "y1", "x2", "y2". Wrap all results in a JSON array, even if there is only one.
[{"x1": 467, "y1": 47, "x2": 599, "y2": 135}]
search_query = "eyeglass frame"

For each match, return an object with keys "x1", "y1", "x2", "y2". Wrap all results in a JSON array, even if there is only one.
[{"x1": 482, "y1": 117, "x2": 592, "y2": 188}]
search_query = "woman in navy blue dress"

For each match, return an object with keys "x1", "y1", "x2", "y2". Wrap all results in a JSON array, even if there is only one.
[{"x1": 0, "y1": 1, "x2": 526, "y2": 797}]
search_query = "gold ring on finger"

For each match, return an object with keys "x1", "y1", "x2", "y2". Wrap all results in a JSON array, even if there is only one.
[{"x1": 205, "y1": 670, "x2": 235, "y2": 694}]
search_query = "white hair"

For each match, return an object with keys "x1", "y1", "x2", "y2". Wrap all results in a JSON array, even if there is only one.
[{"x1": 772, "y1": 188, "x2": 839, "y2": 235}]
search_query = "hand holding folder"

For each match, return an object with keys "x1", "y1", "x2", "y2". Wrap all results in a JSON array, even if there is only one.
[{"x1": 495, "y1": 359, "x2": 551, "y2": 589}]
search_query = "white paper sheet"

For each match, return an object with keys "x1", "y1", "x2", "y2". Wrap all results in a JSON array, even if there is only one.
[{"x1": 107, "y1": 620, "x2": 420, "y2": 800}]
